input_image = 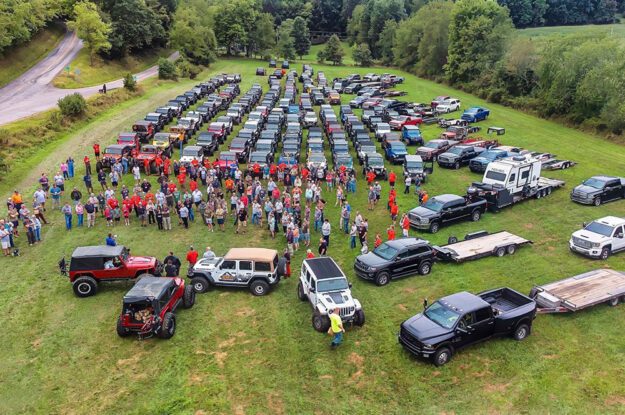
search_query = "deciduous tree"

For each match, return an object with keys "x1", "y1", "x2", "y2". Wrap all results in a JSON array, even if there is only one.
[
  {"x1": 67, "y1": 1, "x2": 112, "y2": 66},
  {"x1": 292, "y1": 16, "x2": 311, "y2": 59}
]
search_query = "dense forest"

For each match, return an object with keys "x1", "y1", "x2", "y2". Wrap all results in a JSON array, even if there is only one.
[{"x1": 1, "y1": 0, "x2": 625, "y2": 134}]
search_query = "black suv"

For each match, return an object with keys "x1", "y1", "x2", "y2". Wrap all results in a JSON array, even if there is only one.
[{"x1": 354, "y1": 238, "x2": 435, "y2": 286}]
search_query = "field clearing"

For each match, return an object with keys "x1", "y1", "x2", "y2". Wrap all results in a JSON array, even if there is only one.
[
  {"x1": 517, "y1": 21, "x2": 625, "y2": 41},
  {"x1": 2, "y1": 57, "x2": 625, "y2": 414}
]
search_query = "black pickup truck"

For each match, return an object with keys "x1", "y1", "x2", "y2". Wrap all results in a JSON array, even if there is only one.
[
  {"x1": 570, "y1": 176, "x2": 625, "y2": 206},
  {"x1": 408, "y1": 191, "x2": 487, "y2": 233},
  {"x1": 436, "y1": 145, "x2": 485, "y2": 169},
  {"x1": 399, "y1": 287, "x2": 537, "y2": 366}
]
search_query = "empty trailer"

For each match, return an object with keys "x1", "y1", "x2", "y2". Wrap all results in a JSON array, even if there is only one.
[{"x1": 434, "y1": 231, "x2": 532, "y2": 263}]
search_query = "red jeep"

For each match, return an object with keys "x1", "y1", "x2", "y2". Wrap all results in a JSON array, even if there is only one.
[
  {"x1": 116, "y1": 276, "x2": 195, "y2": 339},
  {"x1": 60, "y1": 245, "x2": 161, "y2": 297},
  {"x1": 132, "y1": 121, "x2": 155, "y2": 143},
  {"x1": 97, "y1": 144, "x2": 134, "y2": 171},
  {"x1": 135, "y1": 145, "x2": 161, "y2": 174},
  {"x1": 214, "y1": 151, "x2": 238, "y2": 171},
  {"x1": 117, "y1": 132, "x2": 140, "y2": 150}
]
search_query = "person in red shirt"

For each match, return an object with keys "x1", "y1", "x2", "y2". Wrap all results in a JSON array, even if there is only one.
[
  {"x1": 145, "y1": 191, "x2": 154, "y2": 202},
  {"x1": 389, "y1": 171, "x2": 396, "y2": 188},
  {"x1": 301, "y1": 167, "x2": 309, "y2": 181},
  {"x1": 191, "y1": 159, "x2": 199, "y2": 169},
  {"x1": 107, "y1": 197, "x2": 119, "y2": 209},
  {"x1": 155, "y1": 155, "x2": 163, "y2": 173},
  {"x1": 143, "y1": 158, "x2": 150, "y2": 176},
  {"x1": 269, "y1": 164, "x2": 277, "y2": 178},
  {"x1": 84, "y1": 155, "x2": 91, "y2": 175},
  {"x1": 93, "y1": 143, "x2": 100, "y2": 160},
  {"x1": 163, "y1": 158, "x2": 171, "y2": 176},
  {"x1": 189, "y1": 179, "x2": 198, "y2": 192},
  {"x1": 177, "y1": 173, "x2": 186, "y2": 189},
  {"x1": 253, "y1": 163, "x2": 260, "y2": 178},
  {"x1": 388, "y1": 192, "x2": 396, "y2": 211},
  {"x1": 401, "y1": 213, "x2": 410, "y2": 237},
  {"x1": 306, "y1": 249, "x2": 315, "y2": 259},
  {"x1": 366, "y1": 171, "x2": 375, "y2": 185},
  {"x1": 272, "y1": 187, "x2": 280, "y2": 201},
  {"x1": 186, "y1": 246, "x2": 199, "y2": 270},
  {"x1": 167, "y1": 182, "x2": 176, "y2": 195},
  {"x1": 179, "y1": 165, "x2": 187, "y2": 177},
  {"x1": 122, "y1": 197, "x2": 133, "y2": 212},
  {"x1": 374, "y1": 233, "x2": 382, "y2": 248},
  {"x1": 390, "y1": 202, "x2": 399, "y2": 222},
  {"x1": 387, "y1": 224, "x2": 396, "y2": 240}
]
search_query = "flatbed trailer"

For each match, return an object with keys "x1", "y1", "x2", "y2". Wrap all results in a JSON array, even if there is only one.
[
  {"x1": 434, "y1": 230, "x2": 532, "y2": 262},
  {"x1": 529, "y1": 269, "x2": 625, "y2": 313}
]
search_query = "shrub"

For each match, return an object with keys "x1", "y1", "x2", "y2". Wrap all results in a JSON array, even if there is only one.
[
  {"x1": 158, "y1": 58, "x2": 178, "y2": 80},
  {"x1": 57, "y1": 93, "x2": 87, "y2": 117},
  {"x1": 123, "y1": 73, "x2": 137, "y2": 91}
]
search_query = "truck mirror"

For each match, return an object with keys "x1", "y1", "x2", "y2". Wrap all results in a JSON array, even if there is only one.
[
  {"x1": 348, "y1": 283, "x2": 353, "y2": 288},
  {"x1": 456, "y1": 327, "x2": 468, "y2": 335},
  {"x1": 422, "y1": 298, "x2": 428, "y2": 309},
  {"x1": 310, "y1": 288, "x2": 315, "y2": 293},
  {"x1": 618, "y1": 233, "x2": 624, "y2": 239},
  {"x1": 582, "y1": 222, "x2": 587, "y2": 228}
]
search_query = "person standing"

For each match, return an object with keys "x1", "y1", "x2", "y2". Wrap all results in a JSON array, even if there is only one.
[
  {"x1": 318, "y1": 237, "x2": 328, "y2": 256},
  {"x1": 76, "y1": 202, "x2": 84, "y2": 227},
  {"x1": 321, "y1": 219, "x2": 331, "y2": 247},
  {"x1": 67, "y1": 157, "x2": 75, "y2": 178},
  {"x1": 85, "y1": 200, "x2": 96, "y2": 227},
  {"x1": 164, "y1": 260, "x2": 177, "y2": 277},
  {"x1": 84, "y1": 155, "x2": 91, "y2": 175},
  {"x1": 349, "y1": 221, "x2": 357, "y2": 249},
  {"x1": 329, "y1": 308, "x2": 345, "y2": 348},
  {"x1": 162, "y1": 204, "x2": 172, "y2": 230},
  {"x1": 163, "y1": 251, "x2": 181, "y2": 275},
  {"x1": 186, "y1": 246, "x2": 199, "y2": 274},
  {"x1": 61, "y1": 203, "x2": 72, "y2": 230},
  {"x1": 93, "y1": 143, "x2": 101, "y2": 161},
  {"x1": 0, "y1": 221, "x2": 11, "y2": 256},
  {"x1": 404, "y1": 175, "x2": 412, "y2": 194},
  {"x1": 401, "y1": 214, "x2": 410, "y2": 238},
  {"x1": 179, "y1": 204, "x2": 189, "y2": 229},
  {"x1": 389, "y1": 171, "x2": 396, "y2": 188}
]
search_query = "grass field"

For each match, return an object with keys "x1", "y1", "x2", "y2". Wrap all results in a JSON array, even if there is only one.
[
  {"x1": 304, "y1": 41, "x2": 356, "y2": 66},
  {"x1": 52, "y1": 48, "x2": 173, "y2": 89},
  {"x1": 0, "y1": 24, "x2": 65, "y2": 88},
  {"x1": 518, "y1": 21, "x2": 625, "y2": 41},
  {"x1": 2, "y1": 57, "x2": 625, "y2": 414}
]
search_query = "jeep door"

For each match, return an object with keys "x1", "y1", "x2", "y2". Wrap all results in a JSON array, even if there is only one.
[
  {"x1": 305, "y1": 268, "x2": 318, "y2": 304},
  {"x1": 612, "y1": 226, "x2": 625, "y2": 251},
  {"x1": 214, "y1": 260, "x2": 241, "y2": 285},
  {"x1": 101, "y1": 256, "x2": 129, "y2": 279},
  {"x1": 239, "y1": 261, "x2": 254, "y2": 282}
]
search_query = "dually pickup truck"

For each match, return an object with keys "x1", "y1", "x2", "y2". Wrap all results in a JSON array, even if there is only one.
[
  {"x1": 408, "y1": 191, "x2": 487, "y2": 233},
  {"x1": 399, "y1": 287, "x2": 537, "y2": 366}
]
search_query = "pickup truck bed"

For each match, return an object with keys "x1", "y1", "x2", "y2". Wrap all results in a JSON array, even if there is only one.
[
  {"x1": 530, "y1": 269, "x2": 625, "y2": 313},
  {"x1": 434, "y1": 231, "x2": 532, "y2": 262},
  {"x1": 480, "y1": 287, "x2": 536, "y2": 315}
]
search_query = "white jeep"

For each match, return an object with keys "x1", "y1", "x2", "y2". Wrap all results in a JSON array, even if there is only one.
[
  {"x1": 298, "y1": 257, "x2": 365, "y2": 332},
  {"x1": 569, "y1": 216, "x2": 625, "y2": 260}
]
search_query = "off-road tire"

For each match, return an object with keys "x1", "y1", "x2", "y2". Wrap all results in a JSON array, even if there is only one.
[
  {"x1": 312, "y1": 312, "x2": 331, "y2": 332},
  {"x1": 182, "y1": 285, "x2": 195, "y2": 308},
  {"x1": 116, "y1": 316, "x2": 130, "y2": 337},
  {"x1": 158, "y1": 312, "x2": 176, "y2": 339},
  {"x1": 375, "y1": 271, "x2": 391, "y2": 286},
  {"x1": 354, "y1": 309, "x2": 366, "y2": 326},
  {"x1": 418, "y1": 261, "x2": 432, "y2": 276},
  {"x1": 297, "y1": 281, "x2": 308, "y2": 301},
  {"x1": 191, "y1": 276, "x2": 210, "y2": 293},
  {"x1": 454, "y1": 162, "x2": 460, "y2": 170},
  {"x1": 433, "y1": 347, "x2": 452, "y2": 367},
  {"x1": 513, "y1": 324, "x2": 530, "y2": 341},
  {"x1": 250, "y1": 279, "x2": 270, "y2": 296},
  {"x1": 72, "y1": 276, "x2": 98, "y2": 298},
  {"x1": 448, "y1": 236, "x2": 458, "y2": 244}
]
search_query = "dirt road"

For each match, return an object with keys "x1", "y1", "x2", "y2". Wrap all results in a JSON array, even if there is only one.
[{"x1": 0, "y1": 31, "x2": 178, "y2": 126}]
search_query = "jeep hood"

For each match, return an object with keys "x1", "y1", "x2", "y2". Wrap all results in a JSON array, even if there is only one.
[
  {"x1": 126, "y1": 256, "x2": 156, "y2": 267},
  {"x1": 319, "y1": 291, "x2": 354, "y2": 308},
  {"x1": 403, "y1": 313, "x2": 449, "y2": 341},
  {"x1": 572, "y1": 230, "x2": 609, "y2": 244}
]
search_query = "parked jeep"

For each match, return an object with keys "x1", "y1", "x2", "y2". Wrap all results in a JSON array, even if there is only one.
[
  {"x1": 59, "y1": 245, "x2": 161, "y2": 297},
  {"x1": 569, "y1": 216, "x2": 625, "y2": 259},
  {"x1": 399, "y1": 288, "x2": 536, "y2": 366},
  {"x1": 116, "y1": 276, "x2": 195, "y2": 339},
  {"x1": 363, "y1": 153, "x2": 387, "y2": 179},
  {"x1": 570, "y1": 176, "x2": 625, "y2": 206},
  {"x1": 189, "y1": 248, "x2": 282, "y2": 296},
  {"x1": 354, "y1": 238, "x2": 436, "y2": 286},
  {"x1": 298, "y1": 257, "x2": 365, "y2": 332}
]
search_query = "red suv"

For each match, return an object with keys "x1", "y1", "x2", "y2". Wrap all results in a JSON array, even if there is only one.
[{"x1": 60, "y1": 245, "x2": 161, "y2": 297}]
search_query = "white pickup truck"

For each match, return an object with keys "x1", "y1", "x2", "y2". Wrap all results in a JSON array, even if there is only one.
[{"x1": 569, "y1": 216, "x2": 625, "y2": 259}]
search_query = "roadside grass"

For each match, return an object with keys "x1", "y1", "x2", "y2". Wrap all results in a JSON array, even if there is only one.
[
  {"x1": 0, "y1": 23, "x2": 65, "y2": 88},
  {"x1": 52, "y1": 48, "x2": 173, "y2": 89},
  {"x1": 1, "y1": 58, "x2": 625, "y2": 414}
]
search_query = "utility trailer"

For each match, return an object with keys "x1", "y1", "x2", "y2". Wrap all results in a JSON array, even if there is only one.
[
  {"x1": 434, "y1": 230, "x2": 532, "y2": 262},
  {"x1": 529, "y1": 269, "x2": 625, "y2": 313},
  {"x1": 471, "y1": 155, "x2": 565, "y2": 212}
]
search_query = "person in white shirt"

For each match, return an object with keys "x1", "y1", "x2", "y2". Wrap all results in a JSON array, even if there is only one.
[{"x1": 321, "y1": 219, "x2": 331, "y2": 246}]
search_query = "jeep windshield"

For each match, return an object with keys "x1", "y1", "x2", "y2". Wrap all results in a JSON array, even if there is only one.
[
  {"x1": 373, "y1": 243, "x2": 398, "y2": 260},
  {"x1": 317, "y1": 278, "x2": 349, "y2": 292},
  {"x1": 140, "y1": 146, "x2": 157, "y2": 154},
  {"x1": 424, "y1": 301, "x2": 461, "y2": 329},
  {"x1": 584, "y1": 221, "x2": 614, "y2": 237},
  {"x1": 368, "y1": 157, "x2": 384, "y2": 167},
  {"x1": 582, "y1": 178, "x2": 606, "y2": 189},
  {"x1": 406, "y1": 161, "x2": 423, "y2": 169},
  {"x1": 249, "y1": 154, "x2": 267, "y2": 163},
  {"x1": 182, "y1": 148, "x2": 198, "y2": 156},
  {"x1": 105, "y1": 147, "x2": 123, "y2": 155},
  {"x1": 309, "y1": 154, "x2": 326, "y2": 163},
  {"x1": 422, "y1": 198, "x2": 445, "y2": 212}
]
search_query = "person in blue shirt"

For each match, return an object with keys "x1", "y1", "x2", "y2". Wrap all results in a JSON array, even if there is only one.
[{"x1": 105, "y1": 233, "x2": 117, "y2": 246}]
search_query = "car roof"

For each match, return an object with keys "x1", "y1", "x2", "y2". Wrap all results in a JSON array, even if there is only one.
[
  {"x1": 123, "y1": 276, "x2": 174, "y2": 303},
  {"x1": 591, "y1": 175, "x2": 619, "y2": 181},
  {"x1": 183, "y1": 145, "x2": 202, "y2": 151},
  {"x1": 439, "y1": 291, "x2": 489, "y2": 314},
  {"x1": 403, "y1": 125, "x2": 419, "y2": 130},
  {"x1": 595, "y1": 216, "x2": 625, "y2": 227},
  {"x1": 303, "y1": 257, "x2": 345, "y2": 280},
  {"x1": 72, "y1": 245, "x2": 125, "y2": 258},
  {"x1": 433, "y1": 194, "x2": 464, "y2": 203},
  {"x1": 405, "y1": 155, "x2": 423, "y2": 162},
  {"x1": 382, "y1": 237, "x2": 428, "y2": 249},
  {"x1": 224, "y1": 248, "x2": 278, "y2": 262}
]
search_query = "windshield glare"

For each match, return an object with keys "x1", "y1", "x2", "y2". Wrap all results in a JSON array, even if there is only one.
[
  {"x1": 424, "y1": 301, "x2": 460, "y2": 329},
  {"x1": 373, "y1": 243, "x2": 398, "y2": 260},
  {"x1": 585, "y1": 221, "x2": 615, "y2": 237},
  {"x1": 422, "y1": 198, "x2": 445, "y2": 212},
  {"x1": 317, "y1": 278, "x2": 349, "y2": 292},
  {"x1": 582, "y1": 178, "x2": 606, "y2": 189}
]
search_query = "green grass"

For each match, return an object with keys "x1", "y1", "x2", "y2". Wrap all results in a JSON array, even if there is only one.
[
  {"x1": 0, "y1": 23, "x2": 65, "y2": 88},
  {"x1": 2, "y1": 58, "x2": 625, "y2": 414},
  {"x1": 52, "y1": 48, "x2": 173, "y2": 89},
  {"x1": 518, "y1": 21, "x2": 625, "y2": 41}
]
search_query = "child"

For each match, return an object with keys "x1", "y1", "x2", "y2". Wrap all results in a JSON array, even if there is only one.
[
  {"x1": 104, "y1": 206, "x2": 113, "y2": 227},
  {"x1": 374, "y1": 233, "x2": 382, "y2": 248},
  {"x1": 122, "y1": 203, "x2": 130, "y2": 226}
]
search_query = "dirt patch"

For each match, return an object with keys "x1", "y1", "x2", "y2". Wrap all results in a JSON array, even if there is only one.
[
  {"x1": 267, "y1": 393, "x2": 285, "y2": 415},
  {"x1": 547, "y1": 246, "x2": 556, "y2": 251},
  {"x1": 606, "y1": 396, "x2": 625, "y2": 406},
  {"x1": 195, "y1": 411, "x2": 207, "y2": 415},
  {"x1": 195, "y1": 349, "x2": 207, "y2": 355},
  {"x1": 32, "y1": 338, "x2": 42, "y2": 349},
  {"x1": 218, "y1": 337, "x2": 237, "y2": 349},
  {"x1": 397, "y1": 304, "x2": 408, "y2": 311},
  {"x1": 212, "y1": 351, "x2": 228, "y2": 368},
  {"x1": 485, "y1": 383, "x2": 510, "y2": 392},
  {"x1": 235, "y1": 307, "x2": 256, "y2": 317},
  {"x1": 233, "y1": 404, "x2": 245, "y2": 415},
  {"x1": 319, "y1": 374, "x2": 333, "y2": 380},
  {"x1": 348, "y1": 352, "x2": 364, "y2": 367},
  {"x1": 524, "y1": 223, "x2": 534, "y2": 229},
  {"x1": 543, "y1": 354, "x2": 559, "y2": 360},
  {"x1": 473, "y1": 371, "x2": 489, "y2": 378},
  {"x1": 402, "y1": 287, "x2": 417, "y2": 294},
  {"x1": 189, "y1": 373, "x2": 203, "y2": 384},
  {"x1": 432, "y1": 370, "x2": 441, "y2": 377}
]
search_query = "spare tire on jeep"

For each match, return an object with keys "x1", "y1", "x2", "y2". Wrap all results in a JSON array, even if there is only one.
[{"x1": 182, "y1": 285, "x2": 195, "y2": 308}]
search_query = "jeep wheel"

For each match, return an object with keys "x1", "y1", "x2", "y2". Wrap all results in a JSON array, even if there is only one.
[
  {"x1": 182, "y1": 285, "x2": 195, "y2": 308},
  {"x1": 600, "y1": 247, "x2": 611, "y2": 260},
  {"x1": 375, "y1": 271, "x2": 391, "y2": 286},
  {"x1": 158, "y1": 312, "x2": 176, "y2": 339},
  {"x1": 116, "y1": 316, "x2": 131, "y2": 337},
  {"x1": 513, "y1": 324, "x2": 530, "y2": 341},
  {"x1": 354, "y1": 309, "x2": 366, "y2": 326},
  {"x1": 433, "y1": 347, "x2": 452, "y2": 367},
  {"x1": 418, "y1": 261, "x2": 432, "y2": 276},
  {"x1": 471, "y1": 210, "x2": 481, "y2": 222},
  {"x1": 312, "y1": 312, "x2": 331, "y2": 332},
  {"x1": 495, "y1": 247, "x2": 506, "y2": 257},
  {"x1": 429, "y1": 222, "x2": 440, "y2": 234},
  {"x1": 72, "y1": 276, "x2": 98, "y2": 298},
  {"x1": 506, "y1": 244, "x2": 517, "y2": 255},
  {"x1": 297, "y1": 281, "x2": 308, "y2": 301},
  {"x1": 191, "y1": 276, "x2": 210, "y2": 293},
  {"x1": 594, "y1": 197, "x2": 602, "y2": 206},
  {"x1": 250, "y1": 280, "x2": 270, "y2": 296}
]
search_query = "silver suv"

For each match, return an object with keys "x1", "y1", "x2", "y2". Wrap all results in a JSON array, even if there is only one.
[{"x1": 298, "y1": 257, "x2": 365, "y2": 332}]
